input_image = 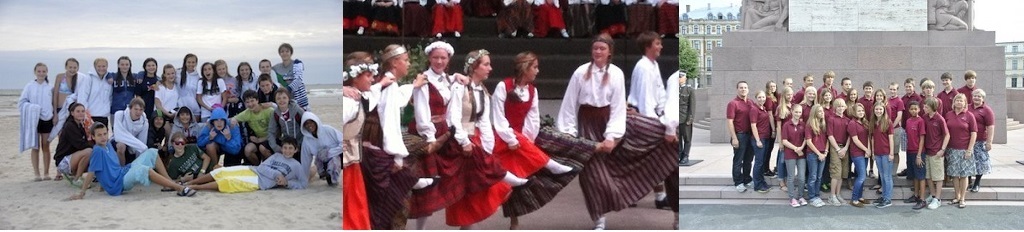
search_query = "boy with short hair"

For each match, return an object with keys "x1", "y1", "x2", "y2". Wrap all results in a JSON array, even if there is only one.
[
  {"x1": 921, "y1": 97, "x2": 949, "y2": 209},
  {"x1": 185, "y1": 136, "x2": 308, "y2": 193},
  {"x1": 67, "y1": 123, "x2": 196, "y2": 200},
  {"x1": 936, "y1": 72, "x2": 957, "y2": 115},
  {"x1": 904, "y1": 102, "x2": 929, "y2": 209},
  {"x1": 232, "y1": 90, "x2": 275, "y2": 165}
]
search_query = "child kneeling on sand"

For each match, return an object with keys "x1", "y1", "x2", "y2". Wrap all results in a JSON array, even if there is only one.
[
  {"x1": 67, "y1": 123, "x2": 197, "y2": 200},
  {"x1": 184, "y1": 137, "x2": 308, "y2": 193}
]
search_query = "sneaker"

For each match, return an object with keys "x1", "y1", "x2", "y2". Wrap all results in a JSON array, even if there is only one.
[
  {"x1": 799, "y1": 198, "x2": 808, "y2": 206},
  {"x1": 790, "y1": 199, "x2": 801, "y2": 208},
  {"x1": 828, "y1": 196, "x2": 841, "y2": 206},
  {"x1": 904, "y1": 195, "x2": 919, "y2": 204},
  {"x1": 527, "y1": 32, "x2": 534, "y2": 38},
  {"x1": 812, "y1": 198, "x2": 825, "y2": 208},
  {"x1": 511, "y1": 30, "x2": 518, "y2": 37},
  {"x1": 913, "y1": 200, "x2": 927, "y2": 210},
  {"x1": 837, "y1": 196, "x2": 847, "y2": 205},
  {"x1": 872, "y1": 198, "x2": 883, "y2": 205},
  {"x1": 454, "y1": 31, "x2": 461, "y2": 38},
  {"x1": 850, "y1": 200, "x2": 865, "y2": 208},
  {"x1": 969, "y1": 185, "x2": 980, "y2": 193},
  {"x1": 925, "y1": 195, "x2": 934, "y2": 203},
  {"x1": 560, "y1": 29, "x2": 569, "y2": 38},
  {"x1": 736, "y1": 184, "x2": 748, "y2": 193},
  {"x1": 756, "y1": 188, "x2": 769, "y2": 193},
  {"x1": 357, "y1": 27, "x2": 365, "y2": 35},
  {"x1": 746, "y1": 182, "x2": 754, "y2": 189},
  {"x1": 927, "y1": 198, "x2": 940, "y2": 209},
  {"x1": 876, "y1": 200, "x2": 893, "y2": 208}
]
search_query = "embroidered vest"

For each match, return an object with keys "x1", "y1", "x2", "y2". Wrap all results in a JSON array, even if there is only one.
[
  {"x1": 502, "y1": 78, "x2": 534, "y2": 133},
  {"x1": 342, "y1": 101, "x2": 365, "y2": 167}
]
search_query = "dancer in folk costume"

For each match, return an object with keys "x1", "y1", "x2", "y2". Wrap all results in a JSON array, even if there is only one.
[
  {"x1": 403, "y1": 0, "x2": 434, "y2": 37},
  {"x1": 655, "y1": 0, "x2": 678, "y2": 37},
  {"x1": 623, "y1": 0, "x2": 655, "y2": 37},
  {"x1": 532, "y1": 0, "x2": 570, "y2": 38},
  {"x1": 626, "y1": 32, "x2": 674, "y2": 209},
  {"x1": 556, "y1": 34, "x2": 676, "y2": 229},
  {"x1": 349, "y1": 47, "x2": 433, "y2": 230},
  {"x1": 408, "y1": 41, "x2": 511, "y2": 229},
  {"x1": 344, "y1": 0, "x2": 373, "y2": 35},
  {"x1": 432, "y1": 0, "x2": 465, "y2": 38},
  {"x1": 593, "y1": 0, "x2": 626, "y2": 37},
  {"x1": 565, "y1": 0, "x2": 595, "y2": 38},
  {"x1": 443, "y1": 49, "x2": 536, "y2": 229},
  {"x1": 341, "y1": 60, "x2": 377, "y2": 230},
  {"x1": 369, "y1": 0, "x2": 404, "y2": 36},
  {"x1": 497, "y1": 0, "x2": 534, "y2": 38}
]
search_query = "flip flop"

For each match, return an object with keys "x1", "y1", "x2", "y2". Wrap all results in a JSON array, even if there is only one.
[
  {"x1": 177, "y1": 187, "x2": 198, "y2": 197},
  {"x1": 62, "y1": 173, "x2": 79, "y2": 187},
  {"x1": 958, "y1": 201, "x2": 966, "y2": 209}
]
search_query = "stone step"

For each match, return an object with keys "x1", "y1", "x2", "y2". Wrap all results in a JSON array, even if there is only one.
[
  {"x1": 679, "y1": 185, "x2": 1024, "y2": 201},
  {"x1": 1008, "y1": 124, "x2": 1024, "y2": 131},
  {"x1": 694, "y1": 118, "x2": 711, "y2": 130},
  {"x1": 680, "y1": 174, "x2": 1024, "y2": 188}
]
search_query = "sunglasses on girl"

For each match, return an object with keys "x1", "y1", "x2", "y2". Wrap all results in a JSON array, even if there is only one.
[{"x1": 174, "y1": 141, "x2": 186, "y2": 146}]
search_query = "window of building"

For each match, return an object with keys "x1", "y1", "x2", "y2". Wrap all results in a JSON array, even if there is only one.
[
  {"x1": 1014, "y1": 77, "x2": 1019, "y2": 88},
  {"x1": 716, "y1": 25, "x2": 722, "y2": 34},
  {"x1": 706, "y1": 56, "x2": 713, "y2": 71},
  {"x1": 707, "y1": 41, "x2": 714, "y2": 51},
  {"x1": 693, "y1": 40, "x2": 700, "y2": 50},
  {"x1": 706, "y1": 25, "x2": 712, "y2": 34},
  {"x1": 717, "y1": 41, "x2": 722, "y2": 47},
  {"x1": 1014, "y1": 45, "x2": 1019, "y2": 53},
  {"x1": 1013, "y1": 60, "x2": 1018, "y2": 70}
]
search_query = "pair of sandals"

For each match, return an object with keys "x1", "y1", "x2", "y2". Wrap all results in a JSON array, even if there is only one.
[
  {"x1": 948, "y1": 199, "x2": 967, "y2": 208},
  {"x1": 162, "y1": 181, "x2": 198, "y2": 197}
]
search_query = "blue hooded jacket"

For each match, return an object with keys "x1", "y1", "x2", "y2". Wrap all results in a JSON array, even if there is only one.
[{"x1": 197, "y1": 108, "x2": 243, "y2": 155}]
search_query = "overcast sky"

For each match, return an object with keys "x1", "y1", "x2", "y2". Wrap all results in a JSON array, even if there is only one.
[
  {"x1": 682, "y1": 0, "x2": 1023, "y2": 42},
  {"x1": 0, "y1": 0, "x2": 342, "y2": 90}
]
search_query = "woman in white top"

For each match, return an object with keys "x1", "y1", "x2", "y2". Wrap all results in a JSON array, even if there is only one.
[
  {"x1": 155, "y1": 64, "x2": 180, "y2": 142},
  {"x1": 19, "y1": 63, "x2": 55, "y2": 181},
  {"x1": 79, "y1": 58, "x2": 114, "y2": 127},
  {"x1": 555, "y1": 34, "x2": 677, "y2": 229},
  {"x1": 195, "y1": 62, "x2": 226, "y2": 122},
  {"x1": 177, "y1": 54, "x2": 202, "y2": 121}
]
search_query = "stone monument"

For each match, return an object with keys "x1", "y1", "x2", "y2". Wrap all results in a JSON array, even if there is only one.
[{"x1": 709, "y1": 0, "x2": 1006, "y2": 144}]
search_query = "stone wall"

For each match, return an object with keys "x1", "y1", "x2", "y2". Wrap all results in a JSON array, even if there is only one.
[
  {"x1": 1008, "y1": 89, "x2": 1024, "y2": 122},
  {"x1": 710, "y1": 31, "x2": 1007, "y2": 144}
]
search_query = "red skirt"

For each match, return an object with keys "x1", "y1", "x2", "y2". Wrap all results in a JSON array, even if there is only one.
[
  {"x1": 409, "y1": 123, "x2": 506, "y2": 218},
  {"x1": 343, "y1": 165, "x2": 371, "y2": 230},
  {"x1": 533, "y1": 3, "x2": 566, "y2": 37},
  {"x1": 432, "y1": 4, "x2": 465, "y2": 34},
  {"x1": 657, "y1": 4, "x2": 679, "y2": 35},
  {"x1": 445, "y1": 129, "x2": 513, "y2": 226}
]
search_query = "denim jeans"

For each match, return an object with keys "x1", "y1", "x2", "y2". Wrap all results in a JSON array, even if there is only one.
[
  {"x1": 732, "y1": 133, "x2": 754, "y2": 186},
  {"x1": 762, "y1": 138, "x2": 776, "y2": 175},
  {"x1": 851, "y1": 156, "x2": 867, "y2": 201},
  {"x1": 875, "y1": 154, "x2": 894, "y2": 201},
  {"x1": 785, "y1": 158, "x2": 806, "y2": 199},
  {"x1": 751, "y1": 138, "x2": 770, "y2": 191},
  {"x1": 805, "y1": 151, "x2": 827, "y2": 200},
  {"x1": 775, "y1": 149, "x2": 787, "y2": 181}
]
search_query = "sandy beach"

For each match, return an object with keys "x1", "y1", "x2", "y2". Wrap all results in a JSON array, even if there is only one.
[{"x1": 0, "y1": 85, "x2": 343, "y2": 230}]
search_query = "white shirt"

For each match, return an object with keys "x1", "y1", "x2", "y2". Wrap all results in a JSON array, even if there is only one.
[
  {"x1": 451, "y1": 82, "x2": 495, "y2": 154},
  {"x1": 492, "y1": 80, "x2": 541, "y2": 144},
  {"x1": 413, "y1": 69, "x2": 462, "y2": 142},
  {"x1": 628, "y1": 56, "x2": 666, "y2": 119},
  {"x1": 177, "y1": 68, "x2": 202, "y2": 115},
  {"x1": 79, "y1": 71, "x2": 113, "y2": 117},
  {"x1": 661, "y1": 71, "x2": 680, "y2": 135},
  {"x1": 368, "y1": 72, "x2": 418, "y2": 157},
  {"x1": 19, "y1": 80, "x2": 54, "y2": 121},
  {"x1": 556, "y1": 62, "x2": 627, "y2": 141},
  {"x1": 196, "y1": 78, "x2": 226, "y2": 109},
  {"x1": 155, "y1": 84, "x2": 180, "y2": 115},
  {"x1": 342, "y1": 97, "x2": 361, "y2": 124}
]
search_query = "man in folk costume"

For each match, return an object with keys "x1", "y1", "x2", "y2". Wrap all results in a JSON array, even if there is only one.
[
  {"x1": 626, "y1": 31, "x2": 674, "y2": 210},
  {"x1": 432, "y1": 0, "x2": 464, "y2": 38},
  {"x1": 557, "y1": 34, "x2": 676, "y2": 229},
  {"x1": 492, "y1": 51, "x2": 585, "y2": 229},
  {"x1": 655, "y1": 0, "x2": 678, "y2": 38},
  {"x1": 344, "y1": 0, "x2": 372, "y2": 35},
  {"x1": 408, "y1": 41, "x2": 510, "y2": 229},
  {"x1": 532, "y1": 0, "x2": 570, "y2": 38},
  {"x1": 341, "y1": 60, "x2": 376, "y2": 230}
]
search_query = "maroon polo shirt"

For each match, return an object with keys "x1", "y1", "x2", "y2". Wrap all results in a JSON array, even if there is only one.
[
  {"x1": 847, "y1": 120, "x2": 870, "y2": 157},
  {"x1": 905, "y1": 116, "x2": 926, "y2": 153},
  {"x1": 936, "y1": 89, "x2": 957, "y2": 116},
  {"x1": 800, "y1": 103, "x2": 813, "y2": 122},
  {"x1": 781, "y1": 120, "x2": 806, "y2": 160},
  {"x1": 792, "y1": 88, "x2": 806, "y2": 105},
  {"x1": 944, "y1": 110, "x2": 977, "y2": 150},
  {"x1": 827, "y1": 112, "x2": 851, "y2": 145},
  {"x1": 872, "y1": 123, "x2": 894, "y2": 155},
  {"x1": 957, "y1": 85, "x2": 976, "y2": 104},
  {"x1": 887, "y1": 97, "x2": 905, "y2": 127},
  {"x1": 901, "y1": 93, "x2": 922, "y2": 127},
  {"x1": 924, "y1": 112, "x2": 948, "y2": 156},
  {"x1": 805, "y1": 123, "x2": 829, "y2": 153},
  {"x1": 727, "y1": 96, "x2": 753, "y2": 134},
  {"x1": 971, "y1": 103, "x2": 995, "y2": 142},
  {"x1": 750, "y1": 104, "x2": 772, "y2": 139},
  {"x1": 820, "y1": 85, "x2": 839, "y2": 100}
]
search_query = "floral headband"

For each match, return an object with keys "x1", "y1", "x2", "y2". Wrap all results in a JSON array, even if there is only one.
[
  {"x1": 464, "y1": 49, "x2": 490, "y2": 74},
  {"x1": 343, "y1": 63, "x2": 379, "y2": 82}
]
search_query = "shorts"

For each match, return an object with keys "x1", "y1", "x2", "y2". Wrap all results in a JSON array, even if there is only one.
[
  {"x1": 122, "y1": 149, "x2": 160, "y2": 191},
  {"x1": 210, "y1": 166, "x2": 260, "y2": 193},
  {"x1": 828, "y1": 144, "x2": 850, "y2": 179},
  {"x1": 907, "y1": 152, "x2": 927, "y2": 180},
  {"x1": 895, "y1": 127, "x2": 906, "y2": 152},
  {"x1": 91, "y1": 117, "x2": 109, "y2": 128},
  {"x1": 58, "y1": 155, "x2": 73, "y2": 176},
  {"x1": 37, "y1": 119, "x2": 53, "y2": 134},
  {"x1": 925, "y1": 154, "x2": 945, "y2": 181}
]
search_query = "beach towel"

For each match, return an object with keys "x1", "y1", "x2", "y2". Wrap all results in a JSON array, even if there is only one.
[
  {"x1": 48, "y1": 94, "x2": 77, "y2": 141},
  {"x1": 19, "y1": 102, "x2": 41, "y2": 153}
]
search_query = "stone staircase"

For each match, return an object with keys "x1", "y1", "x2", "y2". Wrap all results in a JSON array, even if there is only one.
[
  {"x1": 1008, "y1": 118, "x2": 1023, "y2": 131},
  {"x1": 680, "y1": 173, "x2": 1024, "y2": 202}
]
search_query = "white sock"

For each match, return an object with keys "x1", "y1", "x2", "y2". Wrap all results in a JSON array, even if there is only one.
[
  {"x1": 594, "y1": 215, "x2": 606, "y2": 230},
  {"x1": 503, "y1": 172, "x2": 528, "y2": 187},
  {"x1": 415, "y1": 216, "x2": 430, "y2": 230},
  {"x1": 393, "y1": 157, "x2": 404, "y2": 168},
  {"x1": 413, "y1": 178, "x2": 434, "y2": 189},
  {"x1": 656, "y1": 192, "x2": 667, "y2": 201},
  {"x1": 544, "y1": 160, "x2": 573, "y2": 174}
]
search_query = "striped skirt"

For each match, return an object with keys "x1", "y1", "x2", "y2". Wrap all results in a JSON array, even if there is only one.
[
  {"x1": 502, "y1": 126, "x2": 596, "y2": 217},
  {"x1": 497, "y1": 0, "x2": 533, "y2": 34},
  {"x1": 445, "y1": 130, "x2": 513, "y2": 226},
  {"x1": 577, "y1": 105, "x2": 678, "y2": 221},
  {"x1": 565, "y1": 4, "x2": 594, "y2": 37},
  {"x1": 972, "y1": 142, "x2": 991, "y2": 175},
  {"x1": 625, "y1": 4, "x2": 656, "y2": 37},
  {"x1": 945, "y1": 149, "x2": 978, "y2": 177},
  {"x1": 409, "y1": 122, "x2": 506, "y2": 218}
]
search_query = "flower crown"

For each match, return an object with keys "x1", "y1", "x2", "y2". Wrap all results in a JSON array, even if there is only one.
[
  {"x1": 464, "y1": 49, "x2": 490, "y2": 74},
  {"x1": 343, "y1": 63, "x2": 380, "y2": 81}
]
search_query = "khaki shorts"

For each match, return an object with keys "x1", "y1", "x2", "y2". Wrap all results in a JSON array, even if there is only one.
[
  {"x1": 926, "y1": 154, "x2": 945, "y2": 181},
  {"x1": 829, "y1": 145, "x2": 850, "y2": 179}
]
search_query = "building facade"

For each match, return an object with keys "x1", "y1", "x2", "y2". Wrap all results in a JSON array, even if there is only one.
[
  {"x1": 998, "y1": 41, "x2": 1024, "y2": 89},
  {"x1": 681, "y1": 4, "x2": 740, "y2": 88}
]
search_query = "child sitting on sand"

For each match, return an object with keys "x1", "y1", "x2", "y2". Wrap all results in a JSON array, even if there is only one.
[{"x1": 183, "y1": 137, "x2": 308, "y2": 193}]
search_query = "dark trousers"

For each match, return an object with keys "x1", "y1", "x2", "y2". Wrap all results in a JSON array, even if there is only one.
[
  {"x1": 761, "y1": 137, "x2": 776, "y2": 174},
  {"x1": 732, "y1": 132, "x2": 754, "y2": 185},
  {"x1": 679, "y1": 123, "x2": 692, "y2": 162}
]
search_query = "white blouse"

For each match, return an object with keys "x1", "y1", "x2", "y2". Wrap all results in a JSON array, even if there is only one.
[
  {"x1": 451, "y1": 82, "x2": 495, "y2": 154},
  {"x1": 413, "y1": 69, "x2": 462, "y2": 143},
  {"x1": 492, "y1": 80, "x2": 541, "y2": 144},
  {"x1": 627, "y1": 56, "x2": 666, "y2": 119},
  {"x1": 662, "y1": 71, "x2": 680, "y2": 135},
  {"x1": 556, "y1": 62, "x2": 627, "y2": 141},
  {"x1": 155, "y1": 84, "x2": 179, "y2": 115},
  {"x1": 366, "y1": 72, "x2": 418, "y2": 157}
]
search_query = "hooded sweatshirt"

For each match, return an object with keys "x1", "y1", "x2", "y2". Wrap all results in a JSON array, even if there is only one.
[
  {"x1": 113, "y1": 109, "x2": 149, "y2": 155},
  {"x1": 268, "y1": 101, "x2": 305, "y2": 152},
  {"x1": 170, "y1": 107, "x2": 205, "y2": 144},
  {"x1": 197, "y1": 108, "x2": 243, "y2": 155},
  {"x1": 299, "y1": 112, "x2": 343, "y2": 181},
  {"x1": 253, "y1": 153, "x2": 308, "y2": 190}
]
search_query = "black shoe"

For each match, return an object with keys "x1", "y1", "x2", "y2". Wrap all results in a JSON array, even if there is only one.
[
  {"x1": 904, "y1": 195, "x2": 920, "y2": 204},
  {"x1": 912, "y1": 200, "x2": 927, "y2": 210},
  {"x1": 872, "y1": 198, "x2": 883, "y2": 205},
  {"x1": 655, "y1": 199, "x2": 670, "y2": 210},
  {"x1": 897, "y1": 169, "x2": 908, "y2": 177},
  {"x1": 969, "y1": 185, "x2": 980, "y2": 193},
  {"x1": 763, "y1": 171, "x2": 776, "y2": 177}
]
